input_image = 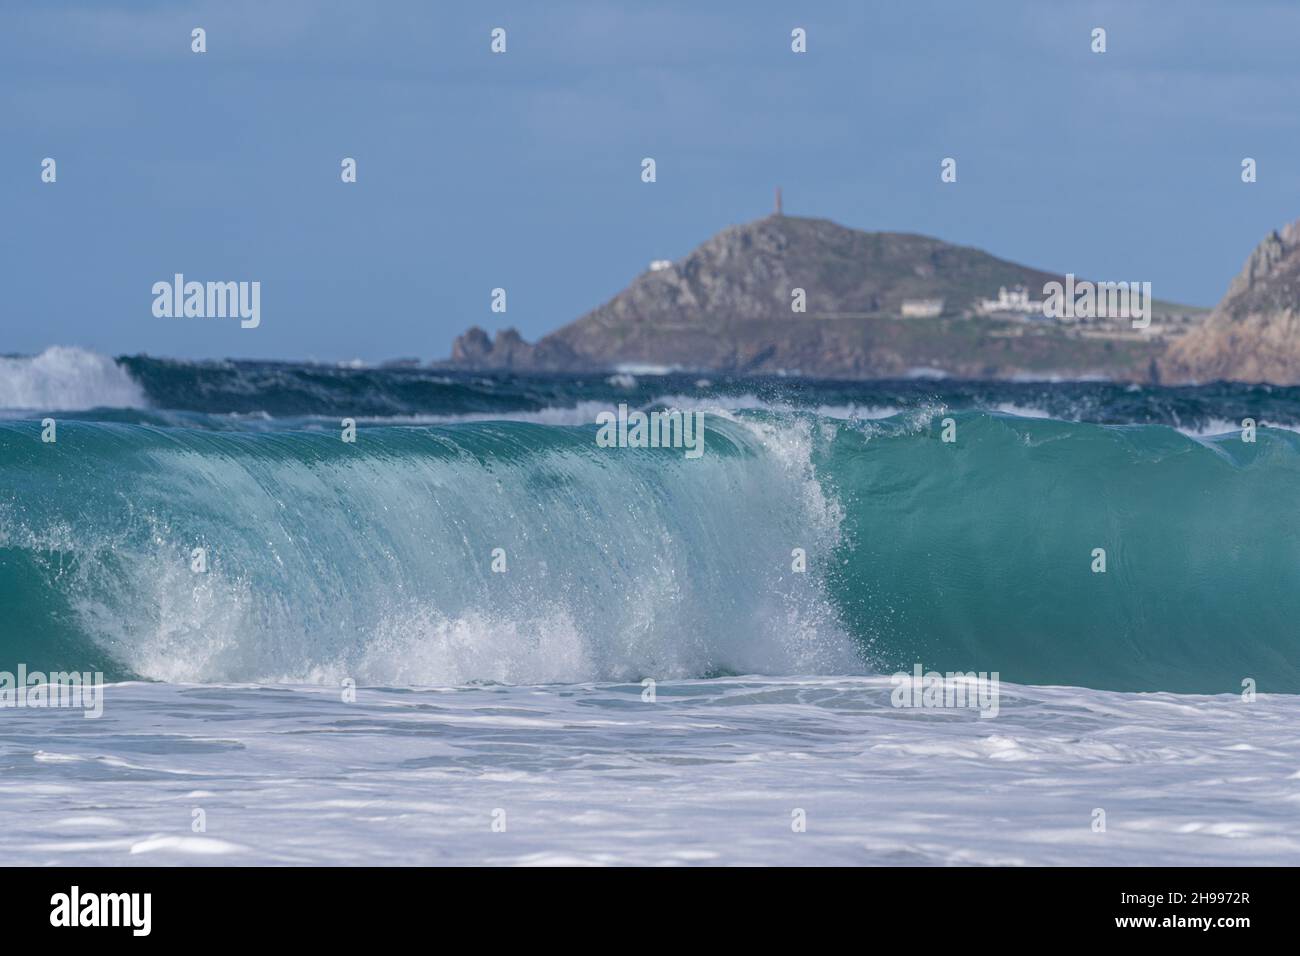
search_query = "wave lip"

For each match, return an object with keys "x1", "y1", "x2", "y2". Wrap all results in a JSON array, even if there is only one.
[
  {"x1": 0, "y1": 415, "x2": 859, "y2": 686},
  {"x1": 0, "y1": 347, "x2": 148, "y2": 412}
]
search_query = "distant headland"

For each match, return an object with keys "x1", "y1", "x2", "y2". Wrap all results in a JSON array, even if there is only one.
[{"x1": 443, "y1": 205, "x2": 1300, "y2": 385}]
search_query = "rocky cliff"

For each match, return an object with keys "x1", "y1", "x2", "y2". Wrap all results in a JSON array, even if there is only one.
[{"x1": 1165, "y1": 221, "x2": 1300, "y2": 384}]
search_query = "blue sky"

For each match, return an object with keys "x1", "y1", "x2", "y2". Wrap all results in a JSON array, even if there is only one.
[{"x1": 3, "y1": 0, "x2": 1297, "y2": 361}]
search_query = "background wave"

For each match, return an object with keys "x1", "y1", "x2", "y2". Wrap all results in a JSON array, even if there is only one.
[
  {"x1": 0, "y1": 347, "x2": 148, "y2": 412},
  {"x1": 11, "y1": 349, "x2": 1300, "y2": 435}
]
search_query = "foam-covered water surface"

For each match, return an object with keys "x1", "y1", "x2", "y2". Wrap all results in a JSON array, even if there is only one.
[{"x1": 1, "y1": 678, "x2": 1296, "y2": 866}]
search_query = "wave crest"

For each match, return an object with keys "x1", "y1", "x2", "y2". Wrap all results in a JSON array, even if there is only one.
[
  {"x1": 0, "y1": 347, "x2": 147, "y2": 412},
  {"x1": 0, "y1": 416, "x2": 859, "y2": 685}
]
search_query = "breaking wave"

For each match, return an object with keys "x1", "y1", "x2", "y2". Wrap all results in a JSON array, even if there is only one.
[
  {"x1": 3, "y1": 407, "x2": 1300, "y2": 692},
  {"x1": 0, "y1": 347, "x2": 148, "y2": 412}
]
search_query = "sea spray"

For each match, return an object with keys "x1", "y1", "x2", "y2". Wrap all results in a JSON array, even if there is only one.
[
  {"x1": 5, "y1": 403, "x2": 1300, "y2": 692},
  {"x1": 0, "y1": 415, "x2": 855, "y2": 684}
]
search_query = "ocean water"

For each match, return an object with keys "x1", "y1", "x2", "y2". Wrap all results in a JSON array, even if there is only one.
[
  {"x1": 5, "y1": 678, "x2": 1299, "y2": 866},
  {"x1": 2, "y1": 346, "x2": 1299, "y2": 865}
]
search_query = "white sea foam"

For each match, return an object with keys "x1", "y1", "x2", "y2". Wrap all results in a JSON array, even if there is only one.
[
  {"x1": 1174, "y1": 418, "x2": 1242, "y2": 438},
  {"x1": 994, "y1": 403, "x2": 1053, "y2": 419},
  {"x1": 648, "y1": 393, "x2": 901, "y2": 422},
  {"x1": 0, "y1": 346, "x2": 147, "y2": 411},
  {"x1": 613, "y1": 363, "x2": 686, "y2": 375},
  {"x1": 1170, "y1": 417, "x2": 1300, "y2": 439},
  {"x1": 1, "y1": 678, "x2": 1296, "y2": 865},
  {"x1": 336, "y1": 395, "x2": 904, "y2": 430}
]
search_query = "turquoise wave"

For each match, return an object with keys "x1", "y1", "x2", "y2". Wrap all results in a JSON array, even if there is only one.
[
  {"x1": 1, "y1": 412, "x2": 1297, "y2": 693},
  {"x1": 825, "y1": 413, "x2": 1300, "y2": 693}
]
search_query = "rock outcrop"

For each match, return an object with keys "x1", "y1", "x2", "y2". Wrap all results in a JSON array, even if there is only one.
[
  {"x1": 1166, "y1": 221, "x2": 1300, "y2": 384},
  {"x1": 449, "y1": 326, "x2": 579, "y2": 371}
]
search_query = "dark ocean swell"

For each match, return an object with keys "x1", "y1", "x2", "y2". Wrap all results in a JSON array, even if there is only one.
[{"x1": 9, "y1": 348, "x2": 1300, "y2": 432}]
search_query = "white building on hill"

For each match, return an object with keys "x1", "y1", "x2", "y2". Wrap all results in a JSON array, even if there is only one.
[
  {"x1": 977, "y1": 285, "x2": 1043, "y2": 316},
  {"x1": 900, "y1": 298, "x2": 945, "y2": 318}
]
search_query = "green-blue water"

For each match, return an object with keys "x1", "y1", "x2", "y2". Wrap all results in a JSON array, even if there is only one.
[{"x1": 3, "y1": 349, "x2": 1299, "y2": 693}]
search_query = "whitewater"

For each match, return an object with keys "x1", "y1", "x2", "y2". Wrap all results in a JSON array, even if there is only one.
[{"x1": 2, "y1": 347, "x2": 1299, "y2": 865}]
